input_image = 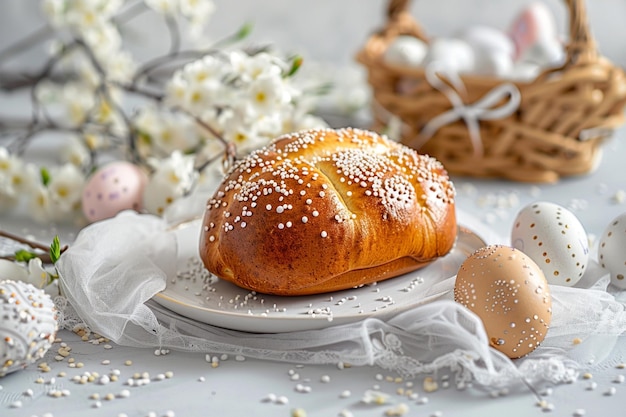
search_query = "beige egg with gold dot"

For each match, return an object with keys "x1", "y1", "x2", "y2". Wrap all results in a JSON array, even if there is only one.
[{"x1": 454, "y1": 245, "x2": 552, "y2": 359}]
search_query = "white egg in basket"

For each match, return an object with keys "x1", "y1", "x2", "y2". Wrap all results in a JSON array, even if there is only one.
[{"x1": 511, "y1": 201, "x2": 589, "y2": 287}]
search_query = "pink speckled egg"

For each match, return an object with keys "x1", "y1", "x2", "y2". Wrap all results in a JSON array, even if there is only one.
[{"x1": 82, "y1": 161, "x2": 148, "y2": 222}]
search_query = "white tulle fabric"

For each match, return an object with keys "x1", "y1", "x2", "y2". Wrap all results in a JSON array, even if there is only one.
[{"x1": 55, "y1": 195, "x2": 626, "y2": 389}]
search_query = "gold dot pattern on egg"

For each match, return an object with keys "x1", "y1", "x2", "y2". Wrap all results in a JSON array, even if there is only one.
[
  {"x1": 511, "y1": 201, "x2": 589, "y2": 287},
  {"x1": 598, "y1": 214, "x2": 626, "y2": 289},
  {"x1": 454, "y1": 244, "x2": 552, "y2": 359}
]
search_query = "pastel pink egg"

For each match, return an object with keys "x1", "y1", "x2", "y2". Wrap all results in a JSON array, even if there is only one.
[
  {"x1": 508, "y1": 1, "x2": 562, "y2": 66},
  {"x1": 82, "y1": 161, "x2": 148, "y2": 223}
]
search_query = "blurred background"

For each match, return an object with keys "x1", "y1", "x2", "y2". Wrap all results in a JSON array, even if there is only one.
[{"x1": 2, "y1": 0, "x2": 626, "y2": 70}]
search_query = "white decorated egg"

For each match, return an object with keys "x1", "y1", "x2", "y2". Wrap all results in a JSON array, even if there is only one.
[
  {"x1": 508, "y1": 61, "x2": 541, "y2": 82},
  {"x1": 459, "y1": 25, "x2": 515, "y2": 76},
  {"x1": 511, "y1": 202, "x2": 589, "y2": 287},
  {"x1": 82, "y1": 161, "x2": 148, "y2": 223},
  {"x1": 383, "y1": 35, "x2": 428, "y2": 67},
  {"x1": 423, "y1": 37, "x2": 475, "y2": 74},
  {"x1": 455, "y1": 245, "x2": 552, "y2": 358},
  {"x1": 1, "y1": 280, "x2": 58, "y2": 377},
  {"x1": 598, "y1": 212, "x2": 626, "y2": 289}
]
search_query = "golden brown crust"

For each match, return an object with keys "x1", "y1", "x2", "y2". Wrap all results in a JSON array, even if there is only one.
[{"x1": 199, "y1": 128, "x2": 457, "y2": 295}]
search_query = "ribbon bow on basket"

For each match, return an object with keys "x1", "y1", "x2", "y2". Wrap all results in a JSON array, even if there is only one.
[{"x1": 410, "y1": 64, "x2": 522, "y2": 157}]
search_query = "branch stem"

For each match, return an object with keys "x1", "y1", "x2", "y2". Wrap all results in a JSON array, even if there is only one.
[
  {"x1": 0, "y1": 24, "x2": 53, "y2": 64},
  {"x1": 0, "y1": 230, "x2": 50, "y2": 252}
]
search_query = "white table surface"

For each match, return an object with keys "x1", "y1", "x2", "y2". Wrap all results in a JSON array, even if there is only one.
[{"x1": 1, "y1": 127, "x2": 626, "y2": 417}]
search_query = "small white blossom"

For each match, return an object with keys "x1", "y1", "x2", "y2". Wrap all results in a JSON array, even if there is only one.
[
  {"x1": 0, "y1": 259, "x2": 58, "y2": 296},
  {"x1": 0, "y1": 148, "x2": 29, "y2": 197},
  {"x1": 26, "y1": 258, "x2": 52, "y2": 289},
  {"x1": 0, "y1": 150, "x2": 39, "y2": 213},
  {"x1": 28, "y1": 184, "x2": 54, "y2": 223},
  {"x1": 179, "y1": 0, "x2": 215, "y2": 25},
  {"x1": 83, "y1": 132, "x2": 108, "y2": 152},
  {"x1": 190, "y1": 55, "x2": 227, "y2": 84},
  {"x1": 133, "y1": 107, "x2": 200, "y2": 157},
  {"x1": 104, "y1": 50, "x2": 136, "y2": 83},
  {"x1": 144, "y1": 0, "x2": 178, "y2": 15},
  {"x1": 47, "y1": 164, "x2": 85, "y2": 212},
  {"x1": 247, "y1": 74, "x2": 291, "y2": 116},
  {"x1": 0, "y1": 259, "x2": 29, "y2": 282},
  {"x1": 143, "y1": 152, "x2": 197, "y2": 215},
  {"x1": 61, "y1": 82, "x2": 96, "y2": 127},
  {"x1": 43, "y1": 0, "x2": 124, "y2": 30},
  {"x1": 222, "y1": 118, "x2": 263, "y2": 154},
  {"x1": 165, "y1": 49, "x2": 319, "y2": 160},
  {"x1": 231, "y1": 52, "x2": 281, "y2": 82},
  {"x1": 145, "y1": 0, "x2": 216, "y2": 38},
  {"x1": 60, "y1": 136, "x2": 90, "y2": 168},
  {"x1": 27, "y1": 164, "x2": 85, "y2": 223},
  {"x1": 165, "y1": 73, "x2": 189, "y2": 107}
]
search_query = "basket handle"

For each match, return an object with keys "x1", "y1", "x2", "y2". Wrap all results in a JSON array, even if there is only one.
[
  {"x1": 384, "y1": 0, "x2": 597, "y2": 64},
  {"x1": 382, "y1": 0, "x2": 426, "y2": 39},
  {"x1": 566, "y1": 0, "x2": 597, "y2": 64},
  {"x1": 387, "y1": 0, "x2": 410, "y2": 21}
]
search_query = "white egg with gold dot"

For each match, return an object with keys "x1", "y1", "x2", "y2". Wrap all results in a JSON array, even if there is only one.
[
  {"x1": 511, "y1": 201, "x2": 589, "y2": 287},
  {"x1": 598, "y1": 212, "x2": 626, "y2": 289},
  {"x1": 1, "y1": 280, "x2": 58, "y2": 377},
  {"x1": 454, "y1": 245, "x2": 552, "y2": 359}
]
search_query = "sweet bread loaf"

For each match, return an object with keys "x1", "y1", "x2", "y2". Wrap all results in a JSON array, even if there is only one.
[{"x1": 199, "y1": 128, "x2": 457, "y2": 295}]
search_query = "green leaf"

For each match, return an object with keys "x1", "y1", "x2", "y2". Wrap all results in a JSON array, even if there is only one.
[
  {"x1": 236, "y1": 22, "x2": 253, "y2": 41},
  {"x1": 49, "y1": 236, "x2": 61, "y2": 264},
  {"x1": 285, "y1": 56, "x2": 303, "y2": 78},
  {"x1": 40, "y1": 167, "x2": 51, "y2": 186},
  {"x1": 306, "y1": 81, "x2": 334, "y2": 96},
  {"x1": 14, "y1": 249, "x2": 37, "y2": 263}
]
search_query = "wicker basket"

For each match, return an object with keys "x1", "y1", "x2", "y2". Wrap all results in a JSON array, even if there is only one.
[{"x1": 357, "y1": 0, "x2": 626, "y2": 182}]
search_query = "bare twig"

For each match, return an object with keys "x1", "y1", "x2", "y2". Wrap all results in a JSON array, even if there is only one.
[
  {"x1": 0, "y1": 230, "x2": 68, "y2": 264},
  {"x1": 130, "y1": 23, "x2": 251, "y2": 86},
  {"x1": 0, "y1": 230, "x2": 55, "y2": 253},
  {"x1": 0, "y1": 24, "x2": 53, "y2": 64},
  {"x1": 170, "y1": 106, "x2": 238, "y2": 172},
  {"x1": 0, "y1": 15, "x2": 244, "y2": 179},
  {"x1": 165, "y1": 15, "x2": 181, "y2": 55}
]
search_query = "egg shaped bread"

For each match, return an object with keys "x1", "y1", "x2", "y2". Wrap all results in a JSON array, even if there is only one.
[{"x1": 199, "y1": 128, "x2": 457, "y2": 295}]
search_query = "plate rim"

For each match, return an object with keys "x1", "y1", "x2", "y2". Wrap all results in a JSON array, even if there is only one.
[{"x1": 152, "y1": 225, "x2": 485, "y2": 332}]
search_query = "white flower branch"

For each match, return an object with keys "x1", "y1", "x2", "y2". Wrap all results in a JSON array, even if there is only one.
[{"x1": 0, "y1": 0, "x2": 337, "y2": 226}]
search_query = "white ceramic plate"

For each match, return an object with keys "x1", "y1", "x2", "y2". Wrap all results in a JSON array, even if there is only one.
[{"x1": 153, "y1": 220, "x2": 485, "y2": 333}]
